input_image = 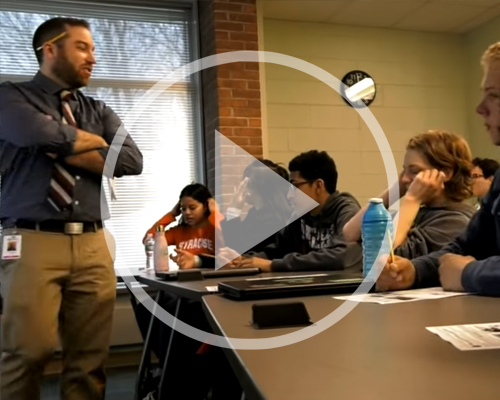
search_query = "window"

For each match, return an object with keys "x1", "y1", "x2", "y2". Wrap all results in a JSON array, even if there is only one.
[{"x1": 0, "y1": 0, "x2": 203, "y2": 272}]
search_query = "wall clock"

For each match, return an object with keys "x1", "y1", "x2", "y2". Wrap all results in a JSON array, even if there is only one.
[{"x1": 340, "y1": 70, "x2": 376, "y2": 108}]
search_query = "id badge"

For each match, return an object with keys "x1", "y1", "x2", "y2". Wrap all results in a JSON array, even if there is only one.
[{"x1": 2, "y1": 235, "x2": 22, "y2": 260}]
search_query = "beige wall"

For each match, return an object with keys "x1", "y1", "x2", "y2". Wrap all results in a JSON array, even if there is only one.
[
  {"x1": 262, "y1": 19, "x2": 468, "y2": 205},
  {"x1": 465, "y1": 15, "x2": 500, "y2": 160}
]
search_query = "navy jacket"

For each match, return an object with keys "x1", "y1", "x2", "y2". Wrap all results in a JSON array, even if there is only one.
[{"x1": 413, "y1": 171, "x2": 500, "y2": 296}]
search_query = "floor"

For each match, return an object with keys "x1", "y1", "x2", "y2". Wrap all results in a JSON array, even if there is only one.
[{"x1": 41, "y1": 366, "x2": 137, "y2": 400}]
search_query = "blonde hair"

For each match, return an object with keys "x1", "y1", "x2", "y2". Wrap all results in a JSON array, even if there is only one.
[
  {"x1": 406, "y1": 130, "x2": 473, "y2": 202},
  {"x1": 481, "y1": 42, "x2": 500, "y2": 67}
]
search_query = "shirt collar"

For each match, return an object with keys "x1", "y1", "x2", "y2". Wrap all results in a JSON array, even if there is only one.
[{"x1": 33, "y1": 71, "x2": 77, "y2": 98}]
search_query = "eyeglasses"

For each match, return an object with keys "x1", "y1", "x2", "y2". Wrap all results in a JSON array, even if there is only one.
[
  {"x1": 36, "y1": 31, "x2": 67, "y2": 51},
  {"x1": 288, "y1": 181, "x2": 314, "y2": 194},
  {"x1": 291, "y1": 181, "x2": 312, "y2": 189},
  {"x1": 471, "y1": 173, "x2": 485, "y2": 180}
]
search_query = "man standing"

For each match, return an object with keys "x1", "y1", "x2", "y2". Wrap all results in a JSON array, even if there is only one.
[
  {"x1": 0, "y1": 17, "x2": 143, "y2": 399},
  {"x1": 471, "y1": 157, "x2": 499, "y2": 207},
  {"x1": 376, "y1": 42, "x2": 500, "y2": 297}
]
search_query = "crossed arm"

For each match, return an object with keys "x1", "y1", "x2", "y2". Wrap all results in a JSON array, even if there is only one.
[{"x1": 0, "y1": 83, "x2": 143, "y2": 177}]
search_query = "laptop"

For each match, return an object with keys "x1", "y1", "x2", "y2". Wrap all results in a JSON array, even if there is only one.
[
  {"x1": 155, "y1": 267, "x2": 261, "y2": 281},
  {"x1": 218, "y1": 273, "x2": 369, "y2": 300}
]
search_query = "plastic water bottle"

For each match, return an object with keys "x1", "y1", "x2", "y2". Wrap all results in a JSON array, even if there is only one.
[
  {"x1": 154, "y1": 225, "x2": 169, "y2": 272},
  {"x1": 361, "y1": 198, "x2": 393, "y2": 278},
  {"x1": 144, "y1": 234, "x2": 154, "y2": 270}
]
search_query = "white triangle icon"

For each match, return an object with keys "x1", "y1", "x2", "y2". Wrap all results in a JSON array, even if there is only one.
[{"x1": 214, "y1": 130, "x2": 318, "y2": 269}]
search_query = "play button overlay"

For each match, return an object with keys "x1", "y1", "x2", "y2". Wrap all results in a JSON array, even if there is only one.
[
  {"x1": 116, "y1": 50, "x2": 398, "y2": 350},
  {"x1": 213, "y1": 130, "x2": 318, "y2": 269}
]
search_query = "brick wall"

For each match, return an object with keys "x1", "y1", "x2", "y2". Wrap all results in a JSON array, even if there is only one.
[{"x1": 198, "y1": 0, "x2": 262, "y2": 207}]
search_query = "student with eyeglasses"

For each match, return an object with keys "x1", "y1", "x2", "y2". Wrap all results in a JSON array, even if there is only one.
[
  {"x1": 471, "y1": 157, "x2": 500, "y2": 208},
  {"x1": 225, "y1": 150, "x2": 363, "y2": 272}
]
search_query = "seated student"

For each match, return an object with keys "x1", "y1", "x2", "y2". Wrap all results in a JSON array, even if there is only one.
[
  {"x1": 375, "y1": 41, "x2": 500, "y2": 297},
  {"x1": 221, "y1": 159, "x2": 293, "y2": 254},
  {"x1": 343, "y1": 130, "x2": 475, "y2": 259},
  {"x1": 143, "y1": 183, "x2": 223, "y2": 268},
  {"x1": 134, "y1": 184, "x2": 225, "y2": 400},
  {"x1": 140, "y1": 185, "x2": 241, "y2": 400},
  {"x1": 229, "y1": 150, "x2": 362, "y2": 272},
  {"x1": 471, "y1": 157, "x2": 500, "y2": 208}
]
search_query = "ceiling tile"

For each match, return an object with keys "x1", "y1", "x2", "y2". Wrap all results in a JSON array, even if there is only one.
[
  {"x1": 452, "y1": 4, "x2": 500, "y2": 33},
  {"x1": 260, "y1": 0, "x2": 500, "y2": 33},
  {"x1": 261, "y1": 0, "x2": 349, "y2": 23},
  {"x1": 431, "y1": 0, "x2": 500, "y2": 7},
  {"x1": 328, "y1": 0, "x2": 426, "y2": 27},
  {"x1": 394, "y1": 2, "x2": 490, "y2": 32}
]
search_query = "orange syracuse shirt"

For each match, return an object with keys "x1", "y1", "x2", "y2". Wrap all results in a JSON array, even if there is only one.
[{"x1": 146, "y1": 210, "x2": 224, "y2": 256}]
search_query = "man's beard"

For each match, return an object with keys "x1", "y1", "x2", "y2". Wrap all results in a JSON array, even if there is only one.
[{"x1": 52, "y1": 51, "x2": 87, "y2": 89}]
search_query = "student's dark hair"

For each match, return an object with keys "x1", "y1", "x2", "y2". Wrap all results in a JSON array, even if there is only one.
[
  {"x1": 178, "y1": 183, "x2": 212, "y2": 225},
  {"x1": 288, "y1": 150, "x2": 338, "y2": 194},
  {"x1": 32, "y1": 17, "x2": 91, "y2": 65},
  {"x1": 271, "y1": 164, "x2": 289, "y2": 181},
  {"x1": 179, "y1": 183, "x2": 212, "y2": 205},
  {"x1": 247, "y1": 166, "x2": 293, "y2": 222},
  {"x1": 472, "y1": 157, "x2": 500, "y2": 179},
  {"x1": 243, "y1": 158, "x2": 290, "y2": 182}
]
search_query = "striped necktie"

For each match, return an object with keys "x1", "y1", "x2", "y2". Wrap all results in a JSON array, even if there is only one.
[{"x1": 47, "y1": 90, "x2": 77, "y2": 211}]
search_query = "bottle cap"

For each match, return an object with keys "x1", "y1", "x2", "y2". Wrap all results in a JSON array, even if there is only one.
[
  {"x1": 156, "y1": 225, "x2": 165, "y2": 232},
  {"x1": 369, "y1": 198, "x2": 383, "y2": 204}
]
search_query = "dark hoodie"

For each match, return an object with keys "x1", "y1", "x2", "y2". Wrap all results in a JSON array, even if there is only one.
[
  {"x1": 394, "y1": 202, "x2": 475, "y2": 259},
  {"x1": 253, "y1": 192, "x2": 362, "y2": 272}
]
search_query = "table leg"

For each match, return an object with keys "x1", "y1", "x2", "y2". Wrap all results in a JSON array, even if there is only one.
[
  {"x1": 134, "y1": 290, "x2": 163, "y2": 400},
  {"x1": 157, "y1": 297, "x2": 184, "y2": 400}
]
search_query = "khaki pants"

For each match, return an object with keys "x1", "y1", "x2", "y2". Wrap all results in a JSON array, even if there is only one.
[{"x1": 0, "y1": 228, "x2": 116, "y2": 400}]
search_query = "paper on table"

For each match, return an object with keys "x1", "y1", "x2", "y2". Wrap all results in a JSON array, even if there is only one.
[
  {"x1": 427, "y1": 323, "x2": 500, "y2": 351},
  {"x1": 206, "y1": 286, "x2": 219, "y2": 293},
  {"x1": 333, "y1": 287, "x2": 467, "y2": 304}
]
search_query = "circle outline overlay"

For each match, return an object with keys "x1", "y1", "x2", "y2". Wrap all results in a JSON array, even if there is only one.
[{"x1": 102, "y1": 51, "x2": 400, "y2": 350}]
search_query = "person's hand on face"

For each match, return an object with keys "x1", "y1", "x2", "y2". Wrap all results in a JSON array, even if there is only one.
[
  {"x1": 406, "y1": 169, "x2": 446, "y2": 205},
  {"x1": 438, "y1": 254, "x2": 476, "y2": 292},
  {"x1": 229, "y1": 178, "x2": 249, "y2": 210},
  {"x1": 170, "y1": 201, "x2": 181, "y2": 217},
  {"x1": 376, "y1": 255, "x2": 416, "y2": 291}
]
